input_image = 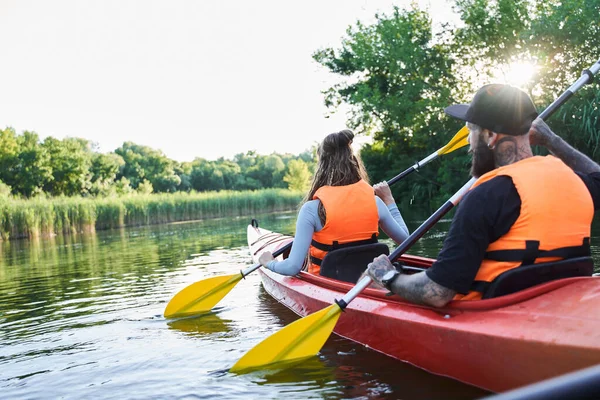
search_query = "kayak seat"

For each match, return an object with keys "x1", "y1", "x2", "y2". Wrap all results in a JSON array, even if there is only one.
[
  {"x1": 483, "y1": 256, "x2": 594, "y2": 299},
  {"x1": 319, "y1": 243, "x2": 390, "y2": 284}
]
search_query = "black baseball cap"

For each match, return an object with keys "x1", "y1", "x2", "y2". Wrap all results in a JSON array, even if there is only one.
[{"x1": 444, "y1": 84, "x2": 539, "y2": 136}]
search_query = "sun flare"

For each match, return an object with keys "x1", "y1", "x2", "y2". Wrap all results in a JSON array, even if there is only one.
[{"x1": 492, "y1": 61, "x2": 537, "y2": 88}]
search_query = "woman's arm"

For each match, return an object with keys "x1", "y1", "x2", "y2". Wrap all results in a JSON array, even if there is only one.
[
  {"x1": 260, "y1": 201, "x2": 320, "y2": 276},
  {"x1": 374, "y1": 181, "x2": 409, "y2": 243}
]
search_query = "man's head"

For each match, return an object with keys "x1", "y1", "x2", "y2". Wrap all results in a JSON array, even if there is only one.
[
  {"x1": 445, "y1": 84, "x2": 538, "y2": 177},
  {"x1": 445, "y1": 84, "x2": 538, "y2": 136}
]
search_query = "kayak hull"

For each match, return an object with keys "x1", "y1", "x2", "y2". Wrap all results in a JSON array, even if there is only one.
[{"x1": 247, "y1": 224, "x2": 600, "y2": 393}]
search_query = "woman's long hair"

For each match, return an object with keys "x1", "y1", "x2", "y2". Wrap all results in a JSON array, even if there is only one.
[{"x1": 302, "y1": 130, "x2": 369, "y2": 224}]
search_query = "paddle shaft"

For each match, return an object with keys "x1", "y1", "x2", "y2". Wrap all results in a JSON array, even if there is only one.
[
  {"x1": 538, "y1": 58, "x2": 600, "y2": 120},
  {"x1": 337, "y1": 177, "x2": 477, "y2": 308},
  {"x1": 387, "y1": 152, "x2": 438, "y2": 186}
]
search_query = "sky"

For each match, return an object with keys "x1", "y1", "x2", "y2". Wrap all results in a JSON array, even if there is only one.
[{"x1": 0, "y1": 0, "x2": 458, "y2": 162}]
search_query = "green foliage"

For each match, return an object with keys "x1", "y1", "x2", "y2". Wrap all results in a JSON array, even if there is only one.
[
  {"x1": 43, "y1": 137, "x2": 93, "y2": 196},
  {"x1": 114, "y1": 142, "x2": 181, "y2": 192},
  {"x1": 115, "y1": 177, "x2": 134, "y2": 195},
  {"x1": 137, "y1": 179, "x2": 154, "y2": 195},
  {"x1": 283, "y1": 159, "x2": 312, "y2": 191},
  {"x1": 313, "y1": 5, "x2": 457, "y2": 144},
  {"x1": 314, "y1": 1, "x2": 600, "y2": 206},
  {"x1": 14, "y1": 131, "x2": 54, "y2": 197},
  {"x1": 0, "y1": 180, "x2": 11, "y2": 198}
]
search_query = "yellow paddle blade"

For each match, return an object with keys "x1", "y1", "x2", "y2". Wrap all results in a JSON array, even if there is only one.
[
  {"x1": 230, "y1": 303, "x2": 342, "y2": 373},
  {"x1": 164, "y1": 273, "x2": 243, "y2": 319},
  {"x1": 437, "y1": 126, "x2": 469, "y2": 155}
]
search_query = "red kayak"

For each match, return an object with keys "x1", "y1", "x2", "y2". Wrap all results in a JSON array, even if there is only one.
[{"x1": 247, "y1": 224, "x2": 600, "y2": 393}]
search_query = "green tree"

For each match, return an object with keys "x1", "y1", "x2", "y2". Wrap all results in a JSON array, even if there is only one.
[
  {"x1": 137, "y1": 179, "x2": 154, "y2": 194},
  {"x1": 313, "y1": 5, "x2": 460, "y2": 204},
  {"x1": 0, "y1": 180, "x2": 11, "y2": 198},
  {"x1": 313, "y1": 1, "x2": 600, "y2": 205},
  {"x1": 89, "y1": 152, "x2": 126, "y2": 196},
  {"x1": 115, "y1": 176, "x2": 134, "y2": 195},
  {"x1": 115, "y1": 142, "x2": 181, "y2": 192},
  {"x1": 43, "y1": 137, "x2": 93, "y2": 196},
  {"x1": 0, "y1": 127, "x2": 20, "y2": 193},
  {"x1": 247, "y1": 154, "x2": 286, "y2": 188},
  {"x1": 12, "y1": 131, "x2": 53, "y2": 197},
  {"x1": 452, "y1": 0, "x2": 600, "y2": 158},
  {"x1": 283, "y1": 159, "x2": 312, "y2": 191}
]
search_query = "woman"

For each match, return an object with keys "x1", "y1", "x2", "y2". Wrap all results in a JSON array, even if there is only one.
[{"x1": 259, "y1": 129, "x2": 409, "y2": 277}]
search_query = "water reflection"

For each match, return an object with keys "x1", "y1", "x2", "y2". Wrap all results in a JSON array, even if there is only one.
[{"x1": 167, "y1": 313, "x2": 233, "y2": 337}]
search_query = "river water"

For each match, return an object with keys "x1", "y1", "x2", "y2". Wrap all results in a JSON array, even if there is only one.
[{"x1": 1, "y1": 211, "x2": 599, "y2": 399}]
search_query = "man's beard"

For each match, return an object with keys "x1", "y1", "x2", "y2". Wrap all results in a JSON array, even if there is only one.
[{"x1": 470, "y1": 139, "x2": 496, "y2": 178}]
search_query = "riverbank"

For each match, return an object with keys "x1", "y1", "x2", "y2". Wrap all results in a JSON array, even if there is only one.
[{"x1": 0, "y1": 189, "x2": 303, "y2": 240}]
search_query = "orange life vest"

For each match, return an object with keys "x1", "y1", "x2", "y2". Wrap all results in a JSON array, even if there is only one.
[
  {"x1": 308, "y1": 179, "x2": 379, "y2": 275},
  {"x1": 455, "y1": 156, "x2": 593, "y2": 301}
]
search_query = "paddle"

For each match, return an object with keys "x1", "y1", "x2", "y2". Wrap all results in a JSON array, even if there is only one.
[
  {"x1": 229, "y1": 58, "x2": 600, "y2": 372},
  {"x1": 229, "y1": 177, "x2": 476, "y2": 373},
  {"x1": 388, "y1": 126, "x2": 468, "y2": 185},
  {"x1": 163, "y1": 127, "x2": 470, "y2": 319},
  {"x1": 164, "y1": 242, "x2": 293, "y2": 319}
]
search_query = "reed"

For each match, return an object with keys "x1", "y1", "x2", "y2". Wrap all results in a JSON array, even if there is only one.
[{"x1": 0, "y1": 189, "x2": 303, "y2": 240}]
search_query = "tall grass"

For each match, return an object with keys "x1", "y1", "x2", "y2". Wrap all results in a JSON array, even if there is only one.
[{"x1": 0, "y1": 189, "x2": 303, "y2": 240}]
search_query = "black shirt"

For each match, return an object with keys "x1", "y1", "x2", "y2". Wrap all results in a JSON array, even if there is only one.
[{"x1": 426, "y1": 172, "x2": 600, "y2": 294}]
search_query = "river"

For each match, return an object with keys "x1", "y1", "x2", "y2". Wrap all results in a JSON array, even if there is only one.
[{"x1": 2, "y1": 211, "x2": 599, "y2": 399}]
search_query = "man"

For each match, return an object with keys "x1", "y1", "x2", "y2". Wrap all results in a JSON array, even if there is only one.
[{"x1": 367, "y1": 83, "x2": 600, "y2": 307}]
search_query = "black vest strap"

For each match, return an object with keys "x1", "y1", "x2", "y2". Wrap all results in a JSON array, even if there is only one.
[
  {"x1": 310, "y1": 256, "x2": 322, "y2": 266},
  {"x1": 311, "y1": 233, "x2": 378, "y2": 252},
  {"x1": 483, "y1": 237, "x2": 590, "y2": 264},
  {"x1": 471, "y1": 280, "x2": 491, "y2": 294}
]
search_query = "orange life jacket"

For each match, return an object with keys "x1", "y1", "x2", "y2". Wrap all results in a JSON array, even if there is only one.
[
  {"x1": 455, "y1": 156, "x2": 593, "y2": 301},
  {"x1": 308, "y1": 179, "x2": 379, "y2": 275}
]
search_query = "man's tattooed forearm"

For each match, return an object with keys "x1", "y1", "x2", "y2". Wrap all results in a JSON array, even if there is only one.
[
  {"x1": 394, "y1": 272, "x2": 456, "y2": 307},
  {"x1": 548, "y1": 136, "x2": 600, "y2": 174}
]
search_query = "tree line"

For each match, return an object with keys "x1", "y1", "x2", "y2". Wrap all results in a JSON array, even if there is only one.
[
  {"x1": 0, "y1": 128, "x2": 316, "y2": 198},
  {"x1": 314, "y1": 0, "x2": 600, "y2": 206}
]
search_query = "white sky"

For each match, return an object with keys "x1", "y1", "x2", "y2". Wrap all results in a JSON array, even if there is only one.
[{"x1": 0, "y1": 0, "x2": 457, "y2": 162}]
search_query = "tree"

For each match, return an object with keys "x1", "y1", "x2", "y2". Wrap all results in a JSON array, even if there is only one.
[
  {"x1": 137, "y1": 179, "x2": 154, "y2": 194},
  {"x1": 0, "y1": 180, "x2": 11, "y2": 198},
  {"x1": 115, "y1": 176, "x2": 134, "y2": 195},
  {"x1": 283, "y1": 159, "x2": 312, "y2": 191},
  {"x1": 43, "y1": 137, "x2": 93, "y2": 196},
  {"x1": 12, "y1": 131, "x2": 53, "y2": 197},
  {"x1": 89, "y1": 152, "x2": 126, "y2": 196},
  {"x1": 313, "y1": 5, "x2": 460, "y2": 203},
  {"x1": 452, "y1": 0, "x2": 600, "y2": 158},
  {"x1": 115, "y1": 142, "x2": 181, "y2": 192},
  {"x1": 312, "y1": 1, "x2": 600, "y2": 205}
]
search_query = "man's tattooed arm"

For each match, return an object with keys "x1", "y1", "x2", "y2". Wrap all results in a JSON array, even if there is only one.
[
  {"x1": 390, "y1": 272, "x2": 456, "y2": 308},
  {"x1": 367, "y1": 254, "x2": 456, "y2": 307},
  {"x1": 530, "y1": 118, "x2": 600, "y2": 174}
]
